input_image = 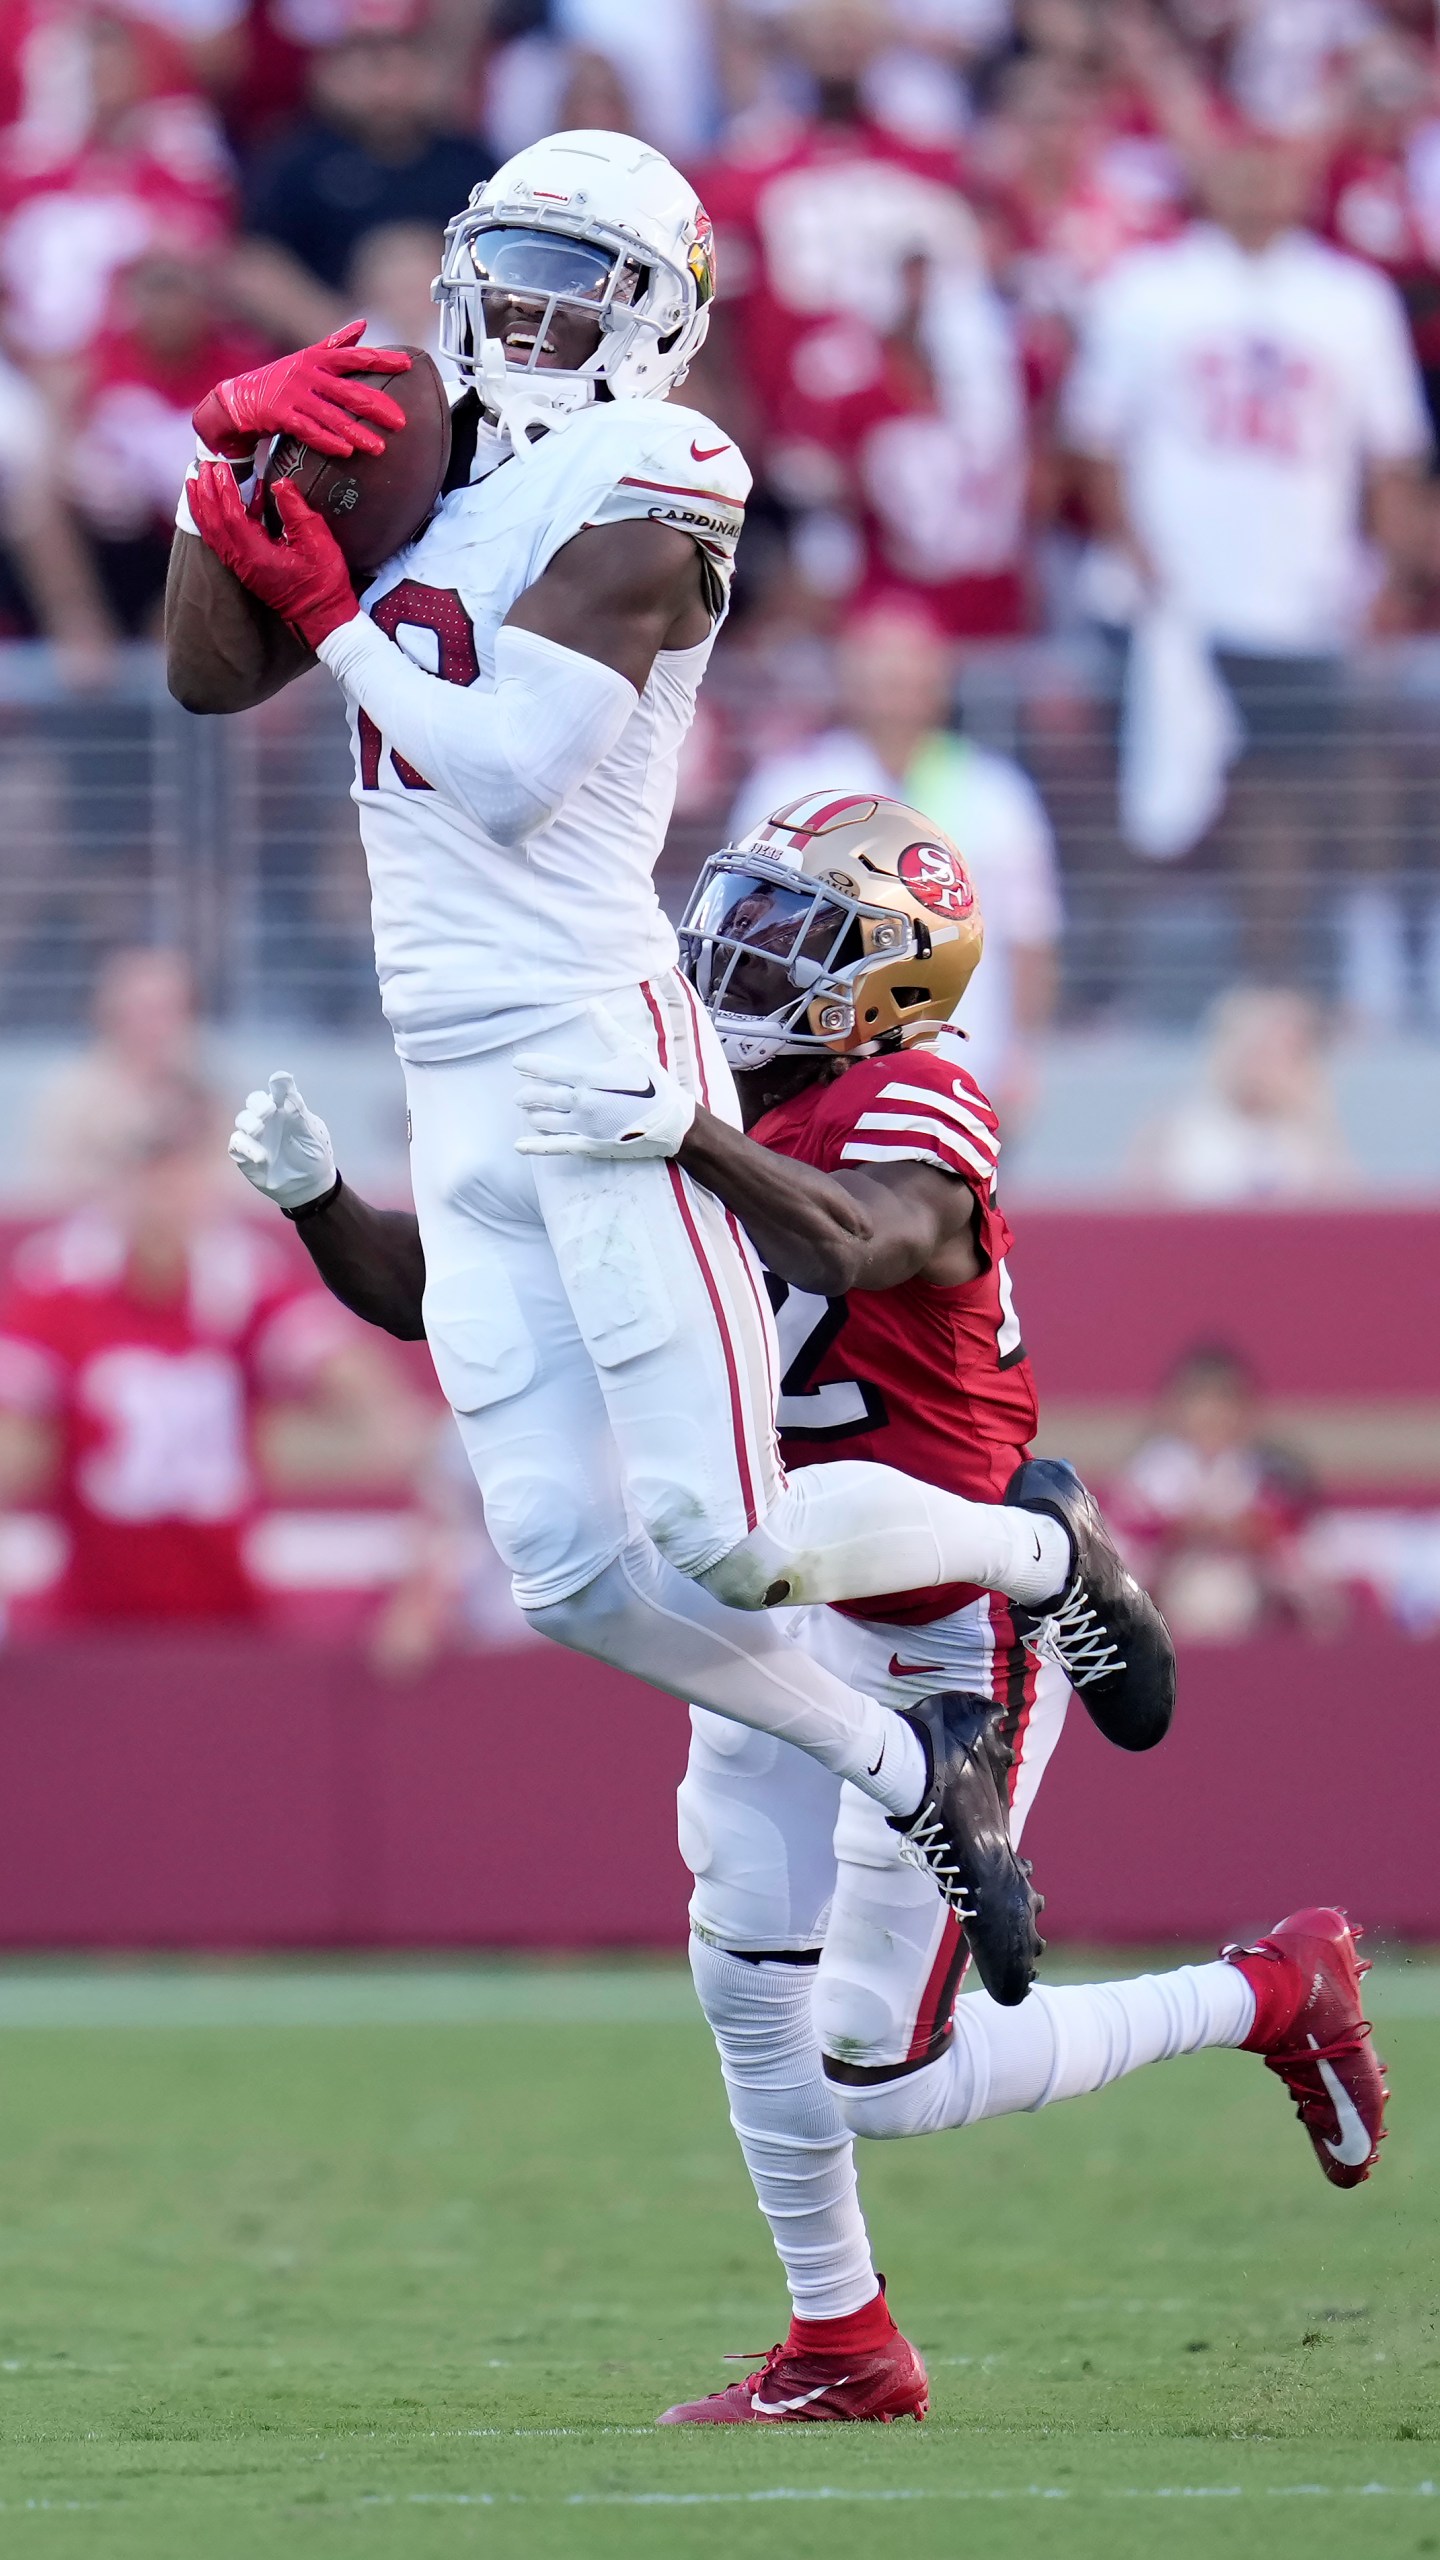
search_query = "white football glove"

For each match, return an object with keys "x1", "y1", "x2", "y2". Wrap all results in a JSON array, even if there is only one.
[
  {"x1": 228, "y1": 1070, "x2": 338, "y2": 1210},
  {"x1": 514, "y1": 1014, "x2": 696, "y2": 1160}
]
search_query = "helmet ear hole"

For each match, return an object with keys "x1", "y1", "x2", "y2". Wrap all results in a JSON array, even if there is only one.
[{"x1": 892, "y1": 986, "x2": 931, "y2": 1009}]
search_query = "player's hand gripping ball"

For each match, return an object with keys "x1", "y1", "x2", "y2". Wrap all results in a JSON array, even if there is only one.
[
  {"x1": 229, "y1": 1071, "x2": 338, "y2": 1211},
  {"x1": 189, "y1": 466, "x2": 358, "y2": 650},
  {"x1": 515, "y1": 1012, "x2": 697, "y2": 1160},
  {"x1": 192, "y1": 320, "x2": 412, "y2": 461}
]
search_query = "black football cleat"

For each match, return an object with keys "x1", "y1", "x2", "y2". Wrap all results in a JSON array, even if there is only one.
[
  {"x1": 888, "y1": 1691, "x2": 1043, "y2": 2006},
  {"x1": 1006, "y1": 1457, "x2": 1175, "y2": 1752}
]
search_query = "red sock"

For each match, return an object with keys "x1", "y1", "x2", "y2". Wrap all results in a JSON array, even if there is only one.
[
  {"x1": 1226, "y1": 1944, "x2": 1300, "y2": 2052},
  {"x1": 787, "y1": 2281, "x2": 897, "y2": 2359}
]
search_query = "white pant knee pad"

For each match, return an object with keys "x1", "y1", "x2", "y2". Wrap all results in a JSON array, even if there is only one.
[
  {"x1": 679, "y1": 1711, "x2": 840, "y2": 1955},
  {"x1": 696, "y1": 1520, "x2": 796, "y2": 1611},
  {"x1": 830, "y1": 2050, "x2": 954, "y2": 2142}
]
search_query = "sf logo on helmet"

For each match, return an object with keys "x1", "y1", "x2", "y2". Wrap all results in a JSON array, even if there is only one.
[{"x1": 898, "y1": 841, "x2": 975, "y2": 918}]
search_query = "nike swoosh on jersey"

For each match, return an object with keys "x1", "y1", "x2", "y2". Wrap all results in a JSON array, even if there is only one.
[
  {"x1": 595, "y1": 1079, "x2": 656, "y2": 1100},
  {"x1": 888, "y1": 1654, "x2": 947, "y2": 1678},
  {"x1": 752, "y1": 2377, "x2": 850, "y2": 2415},
  {"x1": 690, "y1": 438, "x2": 730, "y2": 461},
  {"x1": 1310, "y1": 2039, "x2": 1375, "y2": 2167}
]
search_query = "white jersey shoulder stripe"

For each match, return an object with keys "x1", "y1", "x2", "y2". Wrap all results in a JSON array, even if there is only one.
[
  {"x1": 840, "y1": 1138, "x2": 996, "y2": 1191},
  {"x1": 852, "y1": 1107, "x2": 996, "y2": 1177},
  {"x1": 876, "y1": 1079, "x2": 999, "y2": 1146},
  {"x1": 842, "y1": 1121, "x2": 997, "y2": 1184}
]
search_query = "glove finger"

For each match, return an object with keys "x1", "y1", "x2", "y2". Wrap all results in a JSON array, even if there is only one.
[
  {"x1": 267, "y1": 1070, "x2": 300, "y2": 1110},
  {"x1": 228, "y1": 1131, "x2": 266, "y2": 1170},
  {"x1": 271, "y1": 477, "x2": 322, "y2": 535},
  {"x1": 321, "y1": 380, "x2": 409, "y2": 433},
  {"x1": 515, "y1": 1134, "x2": 587, "y2": 1156},
  {"x1": 516, "y1": 1081, "x2": 575, "y2": 1116},
  {"x1": 324, "y1": 342, "x2": 412, "y2": 378},
  {"x1": 522, "y1": 1107, "x2": 574, "y2": 1136},
  {"x1": 285, "y1": 408, "x2": 371, "y2": 459},
  {"x1": 323, "y1": 320, "x2": 368, "y2": 349},
  {"x1": 514, "y1": 1049, "x2": 577, "y2": 1083}
]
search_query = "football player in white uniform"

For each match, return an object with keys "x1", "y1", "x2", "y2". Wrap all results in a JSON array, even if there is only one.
[{"x1": 169, "y1": 130, "x2": 1169, "y2": 1900}]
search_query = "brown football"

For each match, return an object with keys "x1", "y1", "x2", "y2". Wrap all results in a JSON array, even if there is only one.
[{"x1": 262, "y1": 345, "x2": 452, "y2": 584}]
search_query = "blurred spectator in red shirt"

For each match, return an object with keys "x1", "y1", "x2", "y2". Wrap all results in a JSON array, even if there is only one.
[
  {"x1": 1110, "y1": 1339, "x2": 1334, "y2": 1642},
  {"x1": 772, "y1": 240, "x2": 1032, "y2": 636},
  {"x1": 229, "y1": 17, "x2": 491, "y2": 351},
  {"x1": 0, "y1": 5, "x2": 232, "y2": 367},
  {"x1": 0, "y1": 1080, "x2": 428, "y2": 1623},
  {"x1": 64, "y1": 238, "x2": 264, "y2": 631},
  {"x1": 698, "y1": 1, "x2": 984, "y2": 447}
]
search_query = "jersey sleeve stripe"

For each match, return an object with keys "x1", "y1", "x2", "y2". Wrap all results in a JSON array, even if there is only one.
[
  {"x1": 619, "y1": 474, "x2": 745, "y2": 511},
  {"x1": 851, "y1": 1109, "x2": 997, "y2": 1178},
  {"x1": 840, "y1": 1138, "x2": 991, "y2": 1181},
  {"x1": 876, "y1": 1080, "x2": 999, "y2": 1145}
]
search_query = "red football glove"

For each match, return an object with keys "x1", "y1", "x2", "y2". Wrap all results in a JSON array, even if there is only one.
[
  {"x1": 189, "y1": 464, "x2": 358, "y2": 651},
  {"x1": 192, "y1": 321, "x2": 411, "y2": 462}
]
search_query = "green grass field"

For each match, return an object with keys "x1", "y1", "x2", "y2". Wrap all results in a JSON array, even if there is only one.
[{"x1": 0, "y1": 1957, "x2": 1436, "y2": 2560}]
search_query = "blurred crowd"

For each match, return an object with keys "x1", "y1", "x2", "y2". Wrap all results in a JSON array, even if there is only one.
[{"x1": 0, "y1": 0, "x2": 1438, "y2": 1095}]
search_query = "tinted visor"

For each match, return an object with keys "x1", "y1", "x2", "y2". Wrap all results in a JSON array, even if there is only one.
[
  {"x1": 681, "y1": 866, "x2": 862, "y2": 1023},
  {"x1": 471, "y1": 228, "x2": 615, "y2": 298}
]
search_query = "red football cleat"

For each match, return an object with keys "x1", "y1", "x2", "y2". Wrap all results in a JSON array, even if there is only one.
[
  {"x1": 657, "y1": 2324, "x2": 929, "y2": 2424},
  {"x1": 1223, "y1": 1906, "x2": 1389, "y2": 2189}
]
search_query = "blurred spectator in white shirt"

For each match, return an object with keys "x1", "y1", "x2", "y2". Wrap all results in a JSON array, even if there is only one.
[
  {"x1": 728, "y1": 600, "x2": 1062, "y2": 1118},
  {"x1": 1065, "y1": 133, "x2": 1433, "y2": 660},
  {"x1": 1111, "y1": 1340, "x2": 1334, "y2": 1644},
  {"x1": 1132, "y1": 985, "x2": 1355, "y2": 1203}
]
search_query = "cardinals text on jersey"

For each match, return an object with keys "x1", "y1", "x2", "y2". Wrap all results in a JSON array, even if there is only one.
[{"x1": 348, "y1": 396, "x2": 750, "y2": 1060}]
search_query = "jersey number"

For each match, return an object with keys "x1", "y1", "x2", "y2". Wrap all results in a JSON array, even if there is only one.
[
  {"x1": 769, "y1": 1279, "x2": 888, "y2": 1443},
  {"x1": 358, "y1": 581, "x2": 480, "y2": 793}
]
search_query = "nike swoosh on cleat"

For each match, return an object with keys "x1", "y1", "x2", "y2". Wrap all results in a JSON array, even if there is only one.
[
  {"x1": 752, "y1": 2378, "x2": 850, "y2": 2414},
  {"x1": 691, "y1": 439, "x2": 729, "y2": 461},
  {"x1": 595, "y1": 1080, "x2": 656, "y2": 1100},
  {"x1": 888, "y1": 1654, "x2": 946, "y2": 1678},
  {"x1": 1309, "y1": 2039, "x2": 1375, "y2": 2167}
]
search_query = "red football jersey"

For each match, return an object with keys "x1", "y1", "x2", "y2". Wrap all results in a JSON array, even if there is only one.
[
  {"x1": 751, "y1": 1045, "x2": 1037, "y2": 1625},
  {"x1": 0, "y1": 1214, "x2": 350, "y2": 1622},
  {"x1": 698, "y1": 116, "x2": 978, "y2": 435}
]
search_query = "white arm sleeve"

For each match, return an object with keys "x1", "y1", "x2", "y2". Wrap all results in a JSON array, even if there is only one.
[{"x1": 316, "y1": 615, "x2": 639, "y2": 846}]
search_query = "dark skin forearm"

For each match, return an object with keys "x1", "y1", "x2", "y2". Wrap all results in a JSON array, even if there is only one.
[
  {"x1": 291, "y1": 1178, "x2": 428, "y2": 1337},
  {"x1": 286, "y1": 1081, "x2": 976, "y2": 1335},
  {"x1": 677, "y1": 1107, "x2": 980, "y2": 1295},
  {"x1": 165, "y1": 527, "x2": 317, "y2": 714}
]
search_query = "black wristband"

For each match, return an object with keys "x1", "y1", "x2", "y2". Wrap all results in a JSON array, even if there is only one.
[{"x1": 282, "y1": 1172, "x2": 343, "y2": 1223}]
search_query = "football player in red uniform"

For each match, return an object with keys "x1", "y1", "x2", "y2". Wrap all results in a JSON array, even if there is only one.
[{"x1": 229, "y1": 798, "x2": 1386, "y2": 2426}]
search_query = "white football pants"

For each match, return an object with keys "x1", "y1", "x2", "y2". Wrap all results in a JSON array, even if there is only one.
[
  {"x1": 680, "y1": 1598, "x2": 1253, "y2": 2321},
  {"x1": 404, "y1": 971, "x2": 1062, "y2": 1798}
]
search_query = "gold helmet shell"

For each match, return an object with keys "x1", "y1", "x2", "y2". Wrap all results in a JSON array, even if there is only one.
[{"x1": 678, "y1": 790, "x2": 985, "y2": 1070}]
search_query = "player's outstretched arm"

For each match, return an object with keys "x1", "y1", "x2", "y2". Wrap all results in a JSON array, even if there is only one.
[
  {"x1": 165, "y1": 528, "x2": 317, "y2": 715},
  {"x1": 678, "y1": 1110, "x2": 980, "y2": 1295},
  {"x1": 229, "y1": 1074, "x2": 427, "y2": 1338}
]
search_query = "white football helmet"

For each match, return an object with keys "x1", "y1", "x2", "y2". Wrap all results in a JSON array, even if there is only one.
[{"x1": 434, "y1": 128, "x2": 716, "y2": 446}]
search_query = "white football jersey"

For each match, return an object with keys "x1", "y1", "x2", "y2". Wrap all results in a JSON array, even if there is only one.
[{"x1": 349, "y1": 395, "x2": 750, "y2": 1059}]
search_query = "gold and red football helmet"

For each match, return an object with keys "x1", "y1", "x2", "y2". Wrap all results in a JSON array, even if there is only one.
[{"x1": 679, "y1": 790, "x2": 985, "y2": 1070}]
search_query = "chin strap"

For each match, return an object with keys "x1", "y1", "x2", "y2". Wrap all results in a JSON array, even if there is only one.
[{"x1": 476, "y1": 343, "x2": 592, "y2": 463}]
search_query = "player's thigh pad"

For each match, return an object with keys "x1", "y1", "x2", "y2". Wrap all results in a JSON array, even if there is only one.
[
  {"x1": 406, "y1": 1053, "x2": 629, "y2": 1604},
  {"x1": 532, "y1": 977, "x2": 783, "y2": 1578},
  {"x1": 679, "y1": 1707, "x2": 842, "y2": 1955}
]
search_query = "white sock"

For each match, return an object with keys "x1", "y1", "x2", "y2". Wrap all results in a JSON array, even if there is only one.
[
  {"x1": 690, "y1": 1938, "x2": 879, "y2": 2322},
  {"x1": 707, "y1": 1464, "x2": 1071, "y2": 1610},
  {"x1": 836, "y1": 1962, "x2": 1257, "y2": 2140},
  {"x1": 526, "y1": 1536, "x2": 927, "y2": 1815}
]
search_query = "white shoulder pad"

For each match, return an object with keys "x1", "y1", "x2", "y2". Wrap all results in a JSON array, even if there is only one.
[{"x1": 583, "y1": 404, "x2": 751, "y2": 620}]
